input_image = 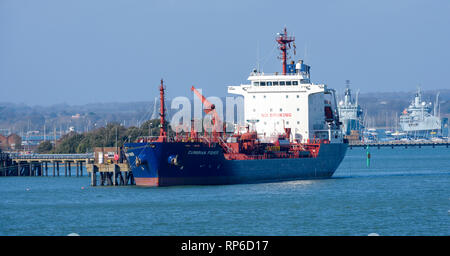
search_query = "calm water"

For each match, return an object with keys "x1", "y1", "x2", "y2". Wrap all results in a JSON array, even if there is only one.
[{"x1": 1, "y1": 147, "x2": 449, "y2": 236}]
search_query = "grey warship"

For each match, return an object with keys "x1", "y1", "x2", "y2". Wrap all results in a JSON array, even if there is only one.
[
  {"x1": 338, "y1": 81, "x2": 364, "y2": 141},
  {"x1": 399, "y1": 88, "x2": 448, "y2": 138}
]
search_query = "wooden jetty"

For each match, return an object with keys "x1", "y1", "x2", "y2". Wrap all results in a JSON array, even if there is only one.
[
  {"x1": 2, "y1": 153, "x2": 94, "y2": 177},
  {"x1": 0, "y1": 150, "x2": 135, "y2": 186},
  {"x1": 349, "y1": 140, "x2": 450, "y2": 149},
  {"x1": 0, "y1": 152, "x2": 11, "y2": 175}
]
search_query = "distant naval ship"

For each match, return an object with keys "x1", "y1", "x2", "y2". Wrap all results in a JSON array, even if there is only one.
[
  {"x1": 399, "y1": 88, "x2": 448, "y2": 138},
  {"x1": 338, "y1": 81, "x2": 364, "y2": 140}
]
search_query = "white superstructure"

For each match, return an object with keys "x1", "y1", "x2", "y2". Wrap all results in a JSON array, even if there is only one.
[
  {"x1": 228, "y1": 64, "x2": 343, "y2": 144},
  {"x1": 227, "y1": 28, "x2": 343, "y2": 144}
]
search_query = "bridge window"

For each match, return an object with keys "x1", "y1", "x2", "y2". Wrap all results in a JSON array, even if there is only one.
[
  {"x1": 286, "y1": 81, "x2": 292, "y2": 86},
  {"x1": 254, "y1": 82, "x2": 259, "y2": 86},
  {"x1": 273, "y1": 81, "x2": 279, "y2": 86},
  {"x1": 293, "y1": 81, "x2": 298, "y2": 85},
  {"x1": 300, "y1": 79, "x2": 310, "y2": 84},
  {"x1": 260, "y1": 82, "x2": 266, "y2": 86},
  {"x1": 279, "y1": 81, "x2": 285, "y2": 86},
  {"x1": 267, "y1": 81, "x2": 272, "y2": 86}
]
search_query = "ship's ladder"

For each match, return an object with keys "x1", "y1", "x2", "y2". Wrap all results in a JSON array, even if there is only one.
[{"x1": 218, "y1": 136, "x2": 236, "y2": 154}]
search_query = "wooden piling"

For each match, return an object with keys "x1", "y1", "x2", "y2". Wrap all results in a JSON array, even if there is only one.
[
  {"x1": 100, "y1": 172, "x2": 105, "y2": 186},
  {"x1": 113, "y1": 166, "x2": 117, "y2": 186},
  {"x1": 107, "y1": 173, "x2": 112, "y2": 186},
  {"x1": 119, "y1": 172, "x2": 125, "y2": 185},
  {"x1": 90, "y1": 169, "x2": 97, "y2": 186}
]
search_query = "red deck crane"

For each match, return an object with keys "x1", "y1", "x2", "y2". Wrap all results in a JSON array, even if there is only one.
[{"x1": 191, "y1": 86, "x2": 222, "y2": 141}]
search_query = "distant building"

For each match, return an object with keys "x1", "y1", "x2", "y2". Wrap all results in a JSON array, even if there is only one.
[
  {"x1": 0, "y1": 133, "x2": 22, "y2": 151},
  {"x1": 93, "y1": 147, "x2": 126, "y2": 164},
  {"x1": 71, "y1": 113, "x2": 81, "y2": 119},
  {"x1": 0, "y1": 135, "x2": 6, "y2": 150}
]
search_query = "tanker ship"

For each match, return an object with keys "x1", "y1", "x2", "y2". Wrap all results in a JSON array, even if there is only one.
[{"x1": 124, "y1": 28, "x2": 348, "y2": 186}]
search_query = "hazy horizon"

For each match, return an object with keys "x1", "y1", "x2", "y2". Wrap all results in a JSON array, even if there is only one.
[
  {"x1": 2, "y1": 87, "x2": 449, "y2": 108},
  {"x1": 2, "y1": 0, "x2": 450, "y2": 106}
]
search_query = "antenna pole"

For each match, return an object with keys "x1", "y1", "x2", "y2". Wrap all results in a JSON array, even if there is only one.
[
  {"x1": 256, "y1": 40, "x2": 260, "y2": 72},
  {"x1": 276, "y1": 27, "x2": 295, "y2": 75},
  {"x1": 158, "y1": 79, "x2": 167, "y2": 142}
]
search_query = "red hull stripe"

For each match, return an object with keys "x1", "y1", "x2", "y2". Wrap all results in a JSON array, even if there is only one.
[{"x1": 135, "y1": 177, "x2": 159, "y2": 186}]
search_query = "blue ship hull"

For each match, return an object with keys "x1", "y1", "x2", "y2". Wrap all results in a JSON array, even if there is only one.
[{"x1": 123, "y1": 142, "x2": 347, "y2": 186}]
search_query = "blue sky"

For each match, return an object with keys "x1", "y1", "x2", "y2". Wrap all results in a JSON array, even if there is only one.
[{"x1": 1, "y1": 0, "x2": 449, "y2": 105}]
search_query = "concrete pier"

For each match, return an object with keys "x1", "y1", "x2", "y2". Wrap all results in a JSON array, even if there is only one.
[
  {"x1": 86, "y1": 163, "x2": 134, "y2": 186},
  {"x1": 86, "y1": 147, "x2": 134, "y2": 186}
]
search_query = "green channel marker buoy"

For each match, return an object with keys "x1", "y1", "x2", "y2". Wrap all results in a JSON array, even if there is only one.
[{"x1": 366, "y1": 145, "x2": 371, "y2": 168}]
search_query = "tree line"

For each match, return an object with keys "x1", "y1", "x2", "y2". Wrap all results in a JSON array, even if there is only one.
[{"x1": 36, "y1": 119, "x2": 164, "y2": 154}]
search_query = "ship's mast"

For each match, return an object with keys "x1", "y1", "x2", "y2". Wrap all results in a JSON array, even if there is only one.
[
  {"x1": 344, "y1": 80, "x2": 351, "y2": 105},
  {"x1": 158, "y1": 79, "x2": 167, "y2": 142},
  {"x1": 276, "y1": 27, "x2": 295, "y2": 75}
]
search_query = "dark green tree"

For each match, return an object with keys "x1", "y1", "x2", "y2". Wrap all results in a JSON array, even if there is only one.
[
  {"x1": 36, "y1": 141, "x2": 53, "y2": 153},
  {"x1": 54, "y1": 132, "x2": 85, "y2": 153}
]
